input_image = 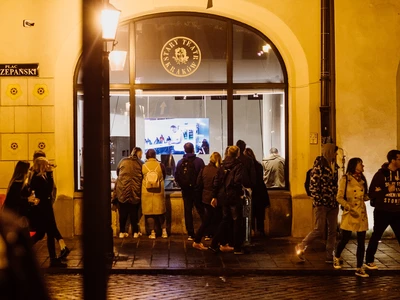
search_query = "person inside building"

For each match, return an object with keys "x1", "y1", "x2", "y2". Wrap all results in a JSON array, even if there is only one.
[
  {"x1": 244, "y1": 148, "x2": 270, "y2": 237},
  {"x1": 141, "y1": 149, "x2": 168, "y2": 239},
  {"x1": 113, "y1": 147, "x2": 143, "y2": 239},
  {"x1": 30, "y1": 150, "x2": 70, "y2": 259},
  {"x1": 175, "y1": 142, "x2": 205, "y2": 241},
  {"x1": 365, "y1": 150, "x2": 400, "y2": 271},
  {"x1": 263, "y1": 147, "x2": 285, "y2": 188},
  {"x1": 192, "y1": 151, "x2": 223, "y2": 250},
  {"x1": 333, "y1": 157, "x2": 370, "y2": 277}
]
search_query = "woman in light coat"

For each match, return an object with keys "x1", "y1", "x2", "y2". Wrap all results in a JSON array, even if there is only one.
[
  {"x1": 142, "y1": 149, "x2": 167, "y2": 239},
  {"x1": 333, "y1": 157, "x2": 369, "y2": 277}
]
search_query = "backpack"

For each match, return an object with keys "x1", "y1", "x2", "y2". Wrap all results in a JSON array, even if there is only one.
[
  {"x1": 305, "y1": 168, "x2": 312, "y2": 196},
  {"x1": 177, "y1": 157, "x2": 197, "y2": 189},
  {"x1": 144, "y1": 164, "x2": 160, "y2": 190}
]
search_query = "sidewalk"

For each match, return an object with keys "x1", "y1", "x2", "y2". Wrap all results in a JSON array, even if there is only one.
[{"x1": 34, "y1": 235, "x2": 400, "y2": 276}]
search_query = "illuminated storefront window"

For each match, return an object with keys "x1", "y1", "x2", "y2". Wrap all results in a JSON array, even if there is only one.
[{"x1": 74, "y1": 13, "x2": 288, "y2": 191}]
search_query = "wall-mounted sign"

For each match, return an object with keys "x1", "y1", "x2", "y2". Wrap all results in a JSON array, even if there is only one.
[
  {"x1": 160, "y1": 37, "x2": 201, "y2": 77},
  {"x1": 0, "y1": 64, "x2": 39, "y2": 76}
]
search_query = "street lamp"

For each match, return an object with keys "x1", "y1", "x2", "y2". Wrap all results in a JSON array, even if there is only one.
[{"x1": 101, "y1": 3, "x2": 121, "y2": 41}]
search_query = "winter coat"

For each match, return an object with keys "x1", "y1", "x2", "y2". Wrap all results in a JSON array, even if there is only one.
[
  {"x1": 253, "y1": 160, "x2": 270, "y2": 209},
  {"x1": 238, "y1": 153, "x2": 256, "y2": 189},
  {"x1": 309, "y1": 156, "x2": 339, "y2": 208},
  {"x1": 141, "y1": 158, "x2": 166, "y2": 215},
  {"x1": 369, "y1": 163, "x2": 400, "y2": 213},
  {"x1": 213, "y1": 156, "x2": 244, "y2": 206},
  {"x1": 115, "y1": 155, "x2": 143, "y2": 204},
  {"x1": 3, "y1": 181, "x2": 30, "y2": 217},
  {"x1": 263, "y1": 154, "x2": 285, "y2": 188},
  {"x1": 175, "y1": 153, "x2": 205, "y2": 190},
  {"x1": 197, "y1": 163, "x2": 219, "y2": 205},
  {"x1": 337, "y1": 175, "x2": 369, "y2": 232}
]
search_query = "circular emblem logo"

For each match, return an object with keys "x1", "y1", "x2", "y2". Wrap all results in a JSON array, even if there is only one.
[{"x1": 160, "y1": 36, "x2": 201, "y2": 77}]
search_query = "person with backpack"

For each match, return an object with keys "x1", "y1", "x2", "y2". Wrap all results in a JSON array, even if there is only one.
[
  {"x1": 209, "y1": 145, "x2": 246, "y2": 254},
  {"x1": 141, "y1": 149, "x2": 168, "y2": 239},
  {"x1": 333, "y1": 158, "x2": 370, "y2": 277},
  {"x1": 295, "y1": 143, "x2": 339, "y2": 263},
  {"x1": 113, "y1": 147, "x2": 143, "y2": 239},
  {"x1": 192, "y1": 152, "x2": 222, "y2": 250},
  {"x1": 175, "y1": 142, "x2": 205, "y2": 240},
  {"x1": 365, "y1": 150, "x2": 400, "y2": 270}
]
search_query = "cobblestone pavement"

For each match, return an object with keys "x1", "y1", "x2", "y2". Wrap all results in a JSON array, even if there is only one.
[
  {"x1": 45, "y1": 274, "x2": 400, "y2": 300},
  {"x1": 34, "y1": 235, "x2": 400, "y2": 274}
]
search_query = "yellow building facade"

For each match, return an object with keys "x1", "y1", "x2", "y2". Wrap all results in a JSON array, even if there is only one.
[{"x1": 0, "y1": 0, "x2": 399, "y2": 237}]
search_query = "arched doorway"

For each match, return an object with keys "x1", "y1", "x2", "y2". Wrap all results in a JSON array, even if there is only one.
[{"x1": 74, "y1": 12, "x2": 288, "y2": 191}]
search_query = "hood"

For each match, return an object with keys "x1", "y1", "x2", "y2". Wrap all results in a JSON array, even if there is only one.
[
  {"x1": 223, "y1": 156, "x2": 241, "y2": 169},
  {"x1": 322, "y1": 143, "x2": 336, "y2": 163}
]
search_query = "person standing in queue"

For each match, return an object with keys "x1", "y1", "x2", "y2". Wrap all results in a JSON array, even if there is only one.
[{"x1": 175, "y1": 142, "x2": 205, "y2": 241}]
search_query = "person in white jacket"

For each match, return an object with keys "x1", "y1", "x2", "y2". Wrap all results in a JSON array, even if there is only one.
[{"x1": 333, "y1": 157, "x2": 369, "y2": 277}]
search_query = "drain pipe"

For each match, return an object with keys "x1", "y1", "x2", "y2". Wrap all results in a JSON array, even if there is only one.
[{"x1": 320, "y1": 0, "x2": 336, "y2": 144}]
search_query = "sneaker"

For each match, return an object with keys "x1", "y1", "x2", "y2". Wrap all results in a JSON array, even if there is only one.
[
  {"x1": 220, "y1": 245, "x2": 234, "y2": 252},
  {"x1": 333, "y1": 257, "x2": 342, "y2": 269},
  {"x1": 193, "y1": 242, "x2": 208, "y2": 250},
  {"x1": 133, "y1": 232, "x2": 142, "y2": 239},
  {"x1": 355, "y1": 268, "x2": 369, "y2": 278},
  {"x1": 364, "y1": 262, "x2": 378, "y2": 270},
  {"x1": 50, "y1": 258, "x2": 67, "y2": 268},
  {"x1": 187, "y1": 236, "x2": 194, "y2": 241},
  {"x1": 204, "y1": 236, "x2": 211, "y2": 241},
  {"x1": 295, "y1": 244, "x2": 305, "y2": 261},
  {"x1": 149, "y1": 230, "x2": 156, "y2": 239},
  {"x1": 119, "y1": 232, "x2": 129, "y2": 238},
  {"x1": 162, "y1": 229, "x2": 168, "y2": 239},
  {"x1": 59, "y1": 247, "x2": 70, "y2": 259}
]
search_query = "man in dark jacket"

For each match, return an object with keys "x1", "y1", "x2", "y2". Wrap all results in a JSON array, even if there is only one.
[
  {"x1": 295, "y1": 143, "x2": 339, "y2": 262},
  {"x1": 209, "y1": 145, "x2": 245, "y2": 254},
  {"x1": 236, "y1": 140, "x2": 256, "y2": 188},
  {"x1": 175, "y1": 142, "x2": 205, "y2": 240},
  {"x1": 365, "y1": 150, "x2": 400, "y2": 270}
]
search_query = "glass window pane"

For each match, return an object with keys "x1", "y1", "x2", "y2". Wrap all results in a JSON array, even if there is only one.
[
  {"x1": 136, "y1": 90, "x2": 227, "y2": 189},
  {"x1": 110, "y1": 25, "x2": 130, "y2": 84},
  {"x1": 135, "y1": 16, "x2": 227, "y2": 83},
  {"x1": 233, "y1": 25, "x2": 284, "y2": 83},
  {"x1": 233, "y1": 90, "x2": 286, "y2": 188}
]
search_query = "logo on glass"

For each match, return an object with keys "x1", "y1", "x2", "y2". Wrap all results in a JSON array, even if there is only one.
[{"x1": 160, "y1": 37, "x2": 201, "y2": 77}]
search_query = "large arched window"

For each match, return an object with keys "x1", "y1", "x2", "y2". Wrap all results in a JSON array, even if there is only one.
[{"x1": 74, "y1": 13, "x2": 288, "y2": 191}]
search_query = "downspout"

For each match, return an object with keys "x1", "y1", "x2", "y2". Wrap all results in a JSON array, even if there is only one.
[{"x1": 320, "y1": 0, "x2": 336, "y2": 144}]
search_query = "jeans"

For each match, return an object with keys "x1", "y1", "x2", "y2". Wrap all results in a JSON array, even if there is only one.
[
  {"x1": 31, "y1": 206, "x2": 57, "y2": 259},
  {"x1": 211, "y1": 204, "x2": 244, "y2": 251},
  {"x1": 119, "y1": 202, "x2": 140, "y2": 234},
  {"x1": 181, "y1": 188, "x2": 204, "y2": 236},
  {"x1": 194, "y1": 204, "x2": 221, "y2": 243},
  {"x1": 336, "y1": 230, "x2": 366, "y2": 268},
  {"x1": 300, "y1": 205, "x2": 339, "y2": 258},
  {"x1": 365, "y1": 209, "x2": 400, "y2": 263}
]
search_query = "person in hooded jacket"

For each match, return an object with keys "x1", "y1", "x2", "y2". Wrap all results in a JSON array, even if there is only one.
[
  {"x1": 209, "y1": 146, "x2": 245, "y2": 254},
  {"x1": 295, "y1": 143, "x2": 339, "y2": 262},
  {"x1": 364, "y1": 149, "x2": 400, "y2": 270},
  {"x1": 113, "y1": 147, "x2": 143, "y2": 239},
  {"x1": 244, "y1": 148, "x2": 270, "y2": 236},
  {"x1": 192, "y1": 152, "x2": 223, "y2": 250}
]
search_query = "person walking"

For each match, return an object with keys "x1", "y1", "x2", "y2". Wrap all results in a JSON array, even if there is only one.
[
  {"x1": 244, "y1": 148, "x2": 270, "y2": 236},
  {"x1": 31, "y1": 150, "x2": 70, "y2": 259},
  {"x1": 192, "y1": 152, "x2": 223, "y2": 250},
  {"x1": 2, "y1": 161, "x2": 32, "y2": 218},
  {"x1": 295, "y1": 143, "x2": 339, "y2": 262},
  {"x1": 365, "y1": 149, "x2": 400, "y2": 270},
  {"x1": 30, "y1": 157, "x2": 66, "y2": 267},
  {"x1": 333, "y1": 158, "x2": 370, "y2": 277},
  {"x1": 141, "y1": 149, "x2": 168, "y2": 239},
  {"x1": 114, "y1": 147, "x2": 143, "y2": 238},
  {"x1": 209, "y1": 146, "x2": 245, "y2": 254},
  {"x1": 263, "y1": 147, "x2": 285, "y2": 188},
  {"x1": 175, "y1": 142, "x2": 205, "y2": 240}
]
